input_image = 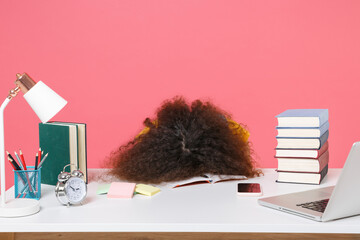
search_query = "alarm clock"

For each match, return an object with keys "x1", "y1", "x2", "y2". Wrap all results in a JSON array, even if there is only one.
[{"x1": 55, "y1": 163, "x2": 87, "y2": 206}]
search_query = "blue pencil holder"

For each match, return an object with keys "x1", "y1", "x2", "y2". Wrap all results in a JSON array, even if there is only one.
[{"x1": 14, "y1": 166, "x2": 41, "y2": 200}]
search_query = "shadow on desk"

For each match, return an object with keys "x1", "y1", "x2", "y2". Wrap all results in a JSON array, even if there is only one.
[{"x1": 1, "y1": 232, "x2": 360, "y2": 240}]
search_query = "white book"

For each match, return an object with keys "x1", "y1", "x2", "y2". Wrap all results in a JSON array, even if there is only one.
[
  {"x1": 277, "y1": 150, "x2": 329, "y2": 172},
  {"x1": 277, "y1": 165, "x2": 328, "y2": 185},
  {"x1": 275, "y1": 142, "x2": 329, "y2": 158},
  {"x1": 276, "y1": 131, "x2": 329, "y2": 149},
  {"x1": 276, "y1": 121, "x2": 329, "y2": 138}
]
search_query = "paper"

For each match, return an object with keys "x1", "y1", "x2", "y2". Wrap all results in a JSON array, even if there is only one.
[
  {"x1": 135, "y1": 184, "x2": 161, "y2": 196},
  {"x1": 107, "y1": 182, "x2": 136, "y2": 199},
  {"x1": 96, "y1": 184, "x2": 111, "y2": 195}
]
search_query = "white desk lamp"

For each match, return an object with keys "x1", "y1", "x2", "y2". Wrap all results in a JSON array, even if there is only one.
[{"x1": 0, "y1": 73, "x2": 67, "y2": 217}]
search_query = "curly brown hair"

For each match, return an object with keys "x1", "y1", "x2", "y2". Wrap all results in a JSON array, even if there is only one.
[{"x1": 106, "y1": 97, "x2": 261, "y2": 184}]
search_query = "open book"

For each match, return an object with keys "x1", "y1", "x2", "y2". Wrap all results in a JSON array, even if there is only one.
[{"x1": 172, "y1": 175, "x2": 248, "y2": 188}]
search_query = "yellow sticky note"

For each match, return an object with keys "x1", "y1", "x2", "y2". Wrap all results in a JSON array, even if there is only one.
[{"x1": 135, "y1": 184, "x2": 161, "y2": 196}]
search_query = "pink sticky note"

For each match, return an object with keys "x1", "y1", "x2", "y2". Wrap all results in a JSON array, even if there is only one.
[{"x1": 107, "y1": 182, "x2": 136, "y2": 199}]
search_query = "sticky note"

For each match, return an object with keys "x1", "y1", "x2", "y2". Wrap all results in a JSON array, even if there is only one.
[
  {"x1": 107, "y1": 182, "x2": 136, "y2": 199},
  {"x1": 135, "y1": 184, "x2": 161, "y2": 196},
  {"x1": 96, "y1": 184, "x2": 111, "y2": 195}
]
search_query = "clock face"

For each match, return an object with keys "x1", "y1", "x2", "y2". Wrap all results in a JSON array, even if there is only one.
[{"x1": 64, "y1": 177, "x2": 87, "y2": 204}]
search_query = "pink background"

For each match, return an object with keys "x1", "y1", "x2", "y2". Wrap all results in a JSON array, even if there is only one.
[{"x1": 1, "y1": 0, "x2": 360, "y2": 189}]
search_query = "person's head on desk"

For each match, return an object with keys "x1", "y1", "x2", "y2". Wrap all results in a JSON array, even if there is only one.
[{"x1": 106, "y1": 96, "x2": 262, "y2": 184}]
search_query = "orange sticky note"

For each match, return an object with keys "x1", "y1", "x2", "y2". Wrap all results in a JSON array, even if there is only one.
[{"x1": 107, "y1": 182, "x2": 136, "y2": 199}]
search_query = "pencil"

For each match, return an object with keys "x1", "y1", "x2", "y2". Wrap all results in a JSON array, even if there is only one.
[
  {"x1": 37, "y1": 153, "x2": 49, "y2": 168},
  {"x1": 38, "y1": 148, "x2": 42, "y2": 166},
  {"x1": 6, "y1": 151, "x2": 17, "y2": 164},
  {"x1": 9, "y1": 151, "x2": 35, "y2": 198},
  {"x1": 9, "y1": 156, "x2": 26, "y2": 199},
  {"x1": 18, "y1": 149, "x2": 27, "y2": 170},
  {"x1": 8, "y1": 158, "x2": 19, "y2": 170},
  {"x1": 15, "y1": 151, "x2": 35, "y2": 197},
  {"x1": 14, "y1": 152, "x2": 24, "y2": 170},
  {"x1": 6, "y1": 151, "x2": 21, "y2": 170},
  {"x1": 8, "y1": 156, "x2": 27, "y2": 187}
]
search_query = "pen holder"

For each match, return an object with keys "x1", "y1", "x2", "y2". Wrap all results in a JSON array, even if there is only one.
[{"x1": 14, "y1": 166, "x2": 41, "y2": 200}]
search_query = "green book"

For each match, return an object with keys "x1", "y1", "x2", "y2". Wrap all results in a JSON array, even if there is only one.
[
  {"x1": 39, "y1": 122, "x2": 88, "y2": 185},
  {"x1": 52, "y1": 121, "x2": 88, "y2": 184}
]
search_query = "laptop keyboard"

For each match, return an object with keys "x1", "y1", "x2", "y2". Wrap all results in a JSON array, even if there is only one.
[{"x1": 296, "y1": 199, "x2": 329, "y2": 213}]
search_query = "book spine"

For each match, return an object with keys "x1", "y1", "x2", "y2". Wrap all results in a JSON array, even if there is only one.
[
  {"x1": 319, "y1": 164, "x2": 329, "y2": 184},
  {"x1": 319, "y1": 110, "x2": 329, "y2": 126},
  {"x1": 84, "y1": 124, "x2": 88, "y2": 184},
  {"x1": 319, "y1": 131, "x2": 329, "y2": 148},
  {"x1": 318, "y1": 150, "x2": 329, "y2": 173},
  {"x1": 318, "y1": 141, "x2": 329, "y2": 157},
  {"x1": 319, "y1": 121, "x2": 329, "y2": 136}
]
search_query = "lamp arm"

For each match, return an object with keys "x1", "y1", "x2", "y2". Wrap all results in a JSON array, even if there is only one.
[{"x1": 0, "y1": 97, "x2": 11, "y2": 207}]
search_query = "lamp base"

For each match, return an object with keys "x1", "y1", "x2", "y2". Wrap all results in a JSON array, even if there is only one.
[{"x1": 0, "y1": 198, "x2": 40, "y2": 217}]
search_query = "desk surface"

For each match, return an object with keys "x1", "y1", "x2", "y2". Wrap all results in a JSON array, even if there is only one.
[{"x1": 1, "y1": 168, "x2": 359, "y2": 233}]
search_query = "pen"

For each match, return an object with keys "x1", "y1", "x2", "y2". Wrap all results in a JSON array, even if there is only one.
[
  {"x1": 37, "y1": 153, "x2": 49, "y2": 168},
  {"x1": 34, "y1": 153, "x2": 38, "y2": 170}
]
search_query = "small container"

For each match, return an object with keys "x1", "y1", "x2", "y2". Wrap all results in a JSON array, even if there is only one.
[{"x1": 14, "y1": 166, "x2": 41, "y2": 200}]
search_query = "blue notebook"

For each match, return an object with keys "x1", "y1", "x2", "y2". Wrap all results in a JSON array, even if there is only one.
[{"x1": 276, "y1": 109, "x2": 328, "y2": 127}]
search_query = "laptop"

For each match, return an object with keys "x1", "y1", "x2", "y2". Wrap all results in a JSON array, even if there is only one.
[{"x1": 258, "y1": 142, "x2": 360, "y2": 222}]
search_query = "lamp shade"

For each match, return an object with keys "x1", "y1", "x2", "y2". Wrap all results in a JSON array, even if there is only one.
[{"x1": 23, "y1": 81, "x2": 67, "y2": 123}]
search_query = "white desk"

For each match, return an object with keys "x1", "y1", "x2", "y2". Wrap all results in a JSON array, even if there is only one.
[{"x1": 1, "y1": 169, "x2": 359, "y2": 238}]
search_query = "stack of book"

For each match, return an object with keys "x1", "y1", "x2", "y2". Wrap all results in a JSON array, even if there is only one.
[{"x1": 275, "y1": 109, "x2": 329, "y2": 184}]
